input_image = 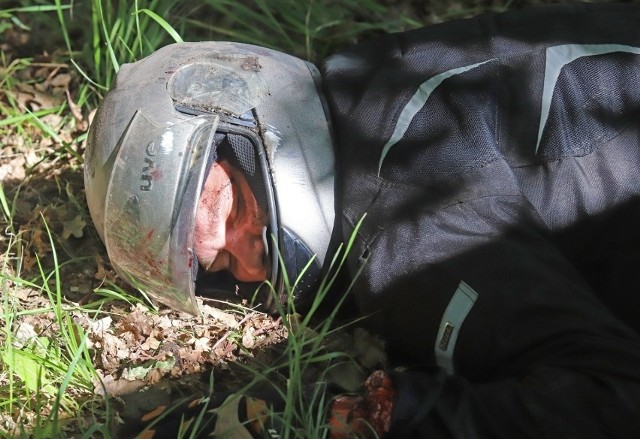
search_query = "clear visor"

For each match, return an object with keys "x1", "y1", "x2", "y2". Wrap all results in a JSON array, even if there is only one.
[{"x1": 103, "y1": 111, "x2": 219, "y2": 315}]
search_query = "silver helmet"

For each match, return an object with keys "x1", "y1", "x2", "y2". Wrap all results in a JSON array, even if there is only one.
[{"x1": 84, "y1": 42, "x2": 335, "y2": 315}]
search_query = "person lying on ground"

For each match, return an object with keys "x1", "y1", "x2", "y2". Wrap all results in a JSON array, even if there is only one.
[{"x1": 85, "y1": 2, "x2": 640, "y2": 437}]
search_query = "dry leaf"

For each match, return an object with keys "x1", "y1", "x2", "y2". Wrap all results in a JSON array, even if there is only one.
[
  {"x1": 147, "y1": 368, "x2": 163, "y2": 384},
  {"x1": 94, "y1": 375, "x2": 146, "y2": 397},
  {"x1": 201, "y1": 305, "x2": 239, "y2": 328},
  {"x1": 94, "y1": 253, "x2": 109, "y2": 280},
  {"x1": 242, "y1": 327, "x2": 256, "y2": 349},
  {"x1": 193, "y1": 337, "x2": 210, "y2": 352},
  {"x1": 14, "y1": 322, "x2": 38, "y2": 348},
  {"x1": 62, "y1": 214, "x2": 86, "y2": 239},
  {"x1": 140, "y1": 336, "x2": 161, "y2": 351},
  {"x1": 0, "y1": 155, "x2": 26, "y2": 180},
  {"x1": 91, "y1": 316, "x2": 112, "y2": 334},
  {"x1": 16, "y1": 83, "x2": 58, "y2": 109},
  {"x1": 50, "y1": 72, "x2": 71, "y2": 89},
  {"x1": 31, "y1": 228, "x2": 51, "y2": 255}
]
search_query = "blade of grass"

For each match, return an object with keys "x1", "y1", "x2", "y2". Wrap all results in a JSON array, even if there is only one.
[
  {"x1": 136, "y1": 8, "x2": 183, "y2": 43},
  {"x1": 22, "y1": 108, "x2": 83, "y2": 162},
  {"x1": 0, "y1": 106, "x2": 64, "y2": 127},
  {"x1": 0, "y1": 184, "x2": 11, "y2": 223},
  {"x1": 53, "y1": 0, "x2": 73, "y2": 56}
]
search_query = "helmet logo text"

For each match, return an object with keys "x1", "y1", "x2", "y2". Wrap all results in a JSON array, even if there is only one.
[{"x1": 140, "y1": 141, "x2": 156, "y2": 191}]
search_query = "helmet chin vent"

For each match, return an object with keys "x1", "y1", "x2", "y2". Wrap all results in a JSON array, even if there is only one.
[{"x1": 280, "y1": 226, "x2": 322, "y2": 308}]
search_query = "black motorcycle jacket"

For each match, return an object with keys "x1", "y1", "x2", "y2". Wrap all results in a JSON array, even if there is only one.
[{"x1": 322, "y1": 3, "x2": 640, "y2": 437}]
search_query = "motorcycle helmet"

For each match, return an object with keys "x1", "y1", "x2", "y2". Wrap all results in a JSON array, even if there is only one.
[{"x1": 84, "y1": 42, "x2": 335, "y2": 315}]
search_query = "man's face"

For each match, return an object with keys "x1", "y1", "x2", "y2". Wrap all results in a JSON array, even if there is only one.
[{"x1": 194, "y1": 160, "x2": 270, "y2": 282}]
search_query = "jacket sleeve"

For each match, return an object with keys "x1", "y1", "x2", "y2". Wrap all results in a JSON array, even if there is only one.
[
  {"x1": 320, "y1": 3, "x2": 640, "y2": 438},
  {"x1": 389, "y1": 351, "x2": 640, "y2": 438},
  {"x1": 380, "y1": 193, "x2": 640, "y2": 438}
]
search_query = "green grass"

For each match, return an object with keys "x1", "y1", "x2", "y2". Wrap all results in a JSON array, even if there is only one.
[
  {"x1": 239, "y1": 219, "x2": 368, "y2": 439},
  {"x1": 1, "y1": 217, "x2": 108, "y2": 437}
]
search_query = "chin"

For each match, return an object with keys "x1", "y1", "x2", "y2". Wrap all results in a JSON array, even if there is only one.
[
  {"x1": 196, "y1": 256, "x2": 216, "y2": 272},
  {"x1": 233, "y1": 270, "x2": 268, "y2": 283}
]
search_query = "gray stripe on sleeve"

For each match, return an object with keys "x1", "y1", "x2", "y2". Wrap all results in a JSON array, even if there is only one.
[
  {"x1": 536, "y1": 44, "x2": 640, "y2": 154},
  {"x1": 435, "y1": 280, "x2": 479, "y2": 374},
  {"x1": 377, "y1": 59, "x2": 495, "y2": 175}
]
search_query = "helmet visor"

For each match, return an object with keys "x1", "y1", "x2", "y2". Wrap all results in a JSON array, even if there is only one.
[{"x1": 103, "y1": 111, "x2": 219, "y2": 315}]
